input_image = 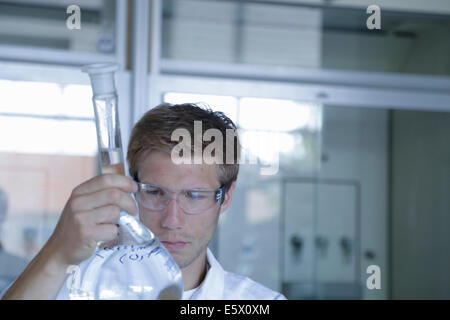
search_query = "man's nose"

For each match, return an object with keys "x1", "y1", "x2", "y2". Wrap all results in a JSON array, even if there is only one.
[{"x1": 161, "y1": 198, "x2": 185, "y2": 230}]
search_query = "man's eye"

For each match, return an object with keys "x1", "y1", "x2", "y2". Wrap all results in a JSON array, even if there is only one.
[
  {"x1": 145, "y1": 189, "x2": 163, "y2": 196},
  {"x1": 185, "y1": 191, "x2": 204, "y2": 199}
]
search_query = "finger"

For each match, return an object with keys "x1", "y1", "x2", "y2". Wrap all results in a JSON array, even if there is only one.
[
  {"x1": 92, "y1": 224, "x2": 119, "y2": 242},
  {"x1": 72, "y1": 174, "x2": 138, "y2": 197},
  {"x1": 71, "y1": 189, "x2": 138, "y2": 216},
  {"x1": 90, "y1": 205, "x2": 121, "y2": 225}
]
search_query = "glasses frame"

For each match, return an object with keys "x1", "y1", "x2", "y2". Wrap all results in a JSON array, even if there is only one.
[{"x1": 135, "y1": 182, "x2": 226, "y2": 215}]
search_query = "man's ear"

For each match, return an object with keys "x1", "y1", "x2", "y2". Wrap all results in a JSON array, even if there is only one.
[{"x1": 219, "y1": 181, "x2": 236, "y2": 215}]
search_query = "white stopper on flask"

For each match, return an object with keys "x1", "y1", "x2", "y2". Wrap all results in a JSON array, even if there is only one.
[{"x1": 81, "y1": 63, "x2": 119, "y2": 96}]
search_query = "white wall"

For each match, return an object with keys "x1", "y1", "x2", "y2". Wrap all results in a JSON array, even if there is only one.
[{"x1": 391, "y1": 110, "x2": 450, "y2": 299}]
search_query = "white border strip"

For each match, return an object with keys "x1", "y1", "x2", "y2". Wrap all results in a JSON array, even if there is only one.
[{"x1": 157, "y1": 74, "x2": 450, "y2": 112}]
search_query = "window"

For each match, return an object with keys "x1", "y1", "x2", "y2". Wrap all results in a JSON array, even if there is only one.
[
  {"x1": 0, "y1": 79, "x2": 97, "y2": 292},
  {"x1": 162, "y1": 0, "x2": 450, "y2": 76}
]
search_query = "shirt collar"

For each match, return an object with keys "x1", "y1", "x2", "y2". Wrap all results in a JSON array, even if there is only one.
[{"x1": 186, "y1": 247, "x2": 225, "y2": 300}]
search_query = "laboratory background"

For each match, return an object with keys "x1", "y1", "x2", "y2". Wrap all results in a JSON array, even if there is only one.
[{"x1": 0, "y1": 0, "x2": 450, "y2": 300}]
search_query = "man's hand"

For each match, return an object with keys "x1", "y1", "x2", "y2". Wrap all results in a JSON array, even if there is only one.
[
  {"x1": 46, "y1": 174, "x2": 138, "y2": 266},
  {"x1": 2, "y1": 173, "x2": 138, "y2": 300}
]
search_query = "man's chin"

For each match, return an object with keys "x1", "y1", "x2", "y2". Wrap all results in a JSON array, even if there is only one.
[
  {"x1": 165, "y1": 248, "x2": 187, "y2": 266},
  {"x1": 173, "y1": 256, "x2": 191, "y2": 270},
  {"x1": 170, "y1": 249, "x2": 199, "y2": 270}
]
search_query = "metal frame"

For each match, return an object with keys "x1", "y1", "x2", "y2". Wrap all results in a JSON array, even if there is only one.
[
  {"x1": 149, "y1": 0, "x2": 162, "y2": 76},
  {"x1": 148, "y1": 0, "x2": 163, "y2": 110},
  {"x1": 0, "y1": 45, "x2": 116, "y2": 66},
  {"x1": 0, "y1": 60, "x2": 89, "y2": 84},
  {"x1": 161, "y1": 59, "x2": 450, "y2": 93},
  {"x1": 130, "y1": 0, "x2": 151, "y2": 124},
  {"x1": 115, "y1": 0, "x2": 128, "y2": 71},
  {"x1": 155, "y1": 72, "x2": 450, "y2": 112}
]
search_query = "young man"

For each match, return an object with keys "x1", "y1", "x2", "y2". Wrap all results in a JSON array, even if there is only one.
[{"x1": 2, "y1": 103, "x2": 286, "y2": 300}]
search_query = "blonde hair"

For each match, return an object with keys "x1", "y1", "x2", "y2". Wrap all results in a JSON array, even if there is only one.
[{"x1": 127, "y1": 103, "x2": 240, "y2": 190}]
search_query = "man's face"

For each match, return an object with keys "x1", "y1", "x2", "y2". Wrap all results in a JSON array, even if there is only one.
[{"x1": 137, "y1": 151, "x2": 234, "y2": 269}]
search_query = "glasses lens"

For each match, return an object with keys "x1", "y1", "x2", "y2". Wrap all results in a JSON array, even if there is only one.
[
  {"x1": 137, "y1": 186, "x2": 167, "y2": 211},
  {"x1": 179, "y1": 190, "x2": 218, "y2": 214}
]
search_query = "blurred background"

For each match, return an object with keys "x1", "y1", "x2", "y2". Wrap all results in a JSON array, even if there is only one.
[{"x1": 0, "y1": 0, "x2": 449, "y2": 299}]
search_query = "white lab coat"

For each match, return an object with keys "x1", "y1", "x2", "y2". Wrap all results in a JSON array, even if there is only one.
[{"x1": 183, "y1": 248, "x2": 286, "y2": 300}]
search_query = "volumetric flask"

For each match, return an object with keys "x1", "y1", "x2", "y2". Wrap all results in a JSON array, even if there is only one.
[{"x1": 62, "y1": 63, "x2": 183, "y2": 300}]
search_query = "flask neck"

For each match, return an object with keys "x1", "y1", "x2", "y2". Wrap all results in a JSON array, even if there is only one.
[{"x1": 92, "y1": 94, "x2": 125, "y2": 170}]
